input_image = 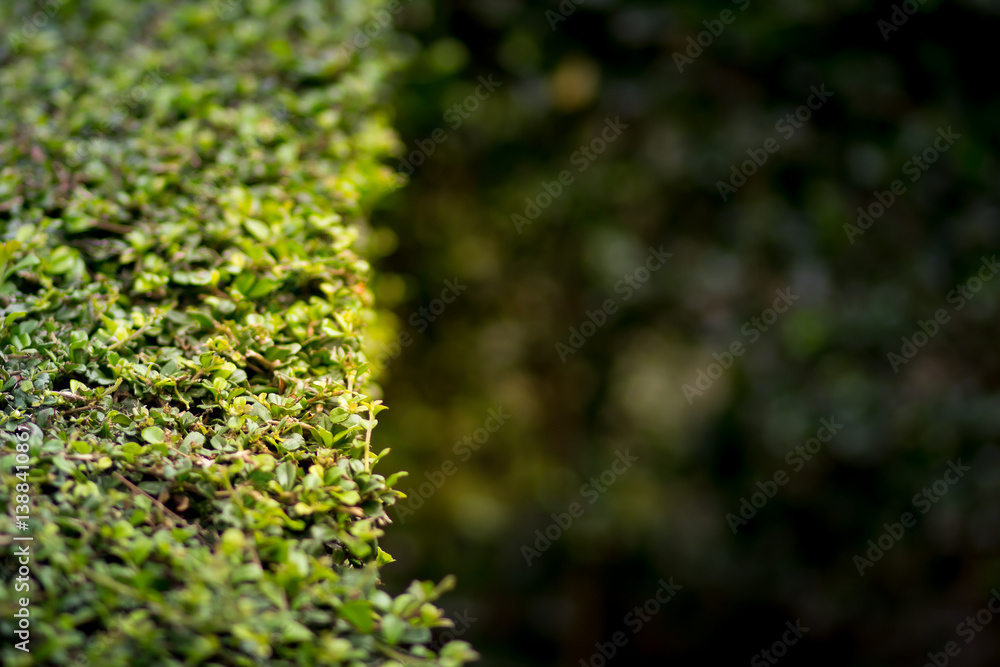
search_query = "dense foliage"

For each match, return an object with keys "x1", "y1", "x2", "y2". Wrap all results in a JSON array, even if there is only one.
[{"x1": 0, "y1": 1, "x2": 476, "y2": 665}]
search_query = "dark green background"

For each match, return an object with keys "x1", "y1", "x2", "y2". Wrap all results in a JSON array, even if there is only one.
[{"x1": 367, "y1": 0, "x2": 1000, "y2": 665}]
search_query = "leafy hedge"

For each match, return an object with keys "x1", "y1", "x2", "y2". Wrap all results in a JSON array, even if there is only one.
[{"x1": 0, "y1": 1, "x2": 477, "y2": 665}]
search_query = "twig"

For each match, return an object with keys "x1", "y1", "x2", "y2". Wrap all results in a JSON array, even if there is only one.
[
  {"x1": 112, "y1": 471, "x2": 190, "y2": 527},
  {"x1": 364, "y1": 406, "x2": 374, "y2": 472},
  {"x1": 63, "y1": 406, "x2": 95, "y2": 416},
  {"x1": 107, "y1": 321, "x2": 153, "y2": 351},
  {"x1": 245, "y1": 350, "x2": 276, "y2": 371},
  {"x1": 93, "y1": 220, "x2": 133, "y2": 235},
  {"x1": 50, "y1": 390, "x2": 87, "y2": 402},
  {"x1": 107, "y1": 303, "x2": 175, "y2": 351}
]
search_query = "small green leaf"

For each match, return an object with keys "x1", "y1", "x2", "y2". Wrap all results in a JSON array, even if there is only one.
[
  {"x1": 244, "y1": 219, "x2": 270, "y2": 242},
  {"x1": 247, "y1": 277, "x2": 280, "y2": 299},
  {"x1": 231, "y1": 563, "x2": 263, "y2": 583},
  {"x1": 142, "y1": 427, "x2": 164, "y2": 444},
  {"x1": 3, "y1": 311, "x2": 26, "y2": 328},
  {"x1": 376, "y1": 547, "x2": 396, "y2": 566},
  {"x1": 280, "y1": 433, "x2": 304, "y2": 451},
  {"x1": 281, "y1": 620, "x2": 314, "y2": 643},
  {"x1": 339, "y1": 600, "x2": 374, "y2": 633},
  {"x1": 381, "y1": 614, "x2": 406, "y2": 645},
  {"x1": 122, "y1": 442, "x2": 143, "y2": 456},
  {"x1": 275, "y1": 460, "x2": 297, "y2": 490}
]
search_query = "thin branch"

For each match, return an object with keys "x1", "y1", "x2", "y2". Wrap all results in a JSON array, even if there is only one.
[
  {"x1": 364, "y1": 406, "x2": 374, "y2": 472},
  {"x1": 93, "y1": 220, "x2": 133, "y2": 235},
  {"x1": 107, "y1": 303, "x2": 175, "y2": 351},
  {"x1": 50, "y1": 390, "x2": 87, "y2": 402},
  {"x1": 113, "y1": 471, "x2": 190, "y2": 527}
]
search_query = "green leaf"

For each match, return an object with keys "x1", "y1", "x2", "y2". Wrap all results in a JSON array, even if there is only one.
[
  {"x1": 381, "y1": 614, "x2": 406, "y2": 645},
  {"x1": 3, "y1": 311, "x2": 26, "y2": 328},
  {"x1": 281, "y1": 620, "x2": 314, "y2": 643},
  {"x1": 48, "y1": 246, "x2": 78, "y2": 274},
  {"x1": 244, "y1": 219, "x2": 271, "y2": 242},
  {"x1": 3, "y1": 254, "x2": 39, "y2": 281},
  {"x1": 72, "y1": 441, "x2": 92, "y2": 454},
  {"x1": 275, "y1": 460, "x2": 297, "y2": 491},
  {"x1": 231, "y1": 563, "x2": 263, "y2": 583},
  {"x1": 312, "y1": 426, "x2": 333, "y2": 446},
  {"x1": 279, "y1": 432, "x2": 304, "y2": 451},
  {"x1": 111, "y1": 412, "x2": 132, "y2": 426},
  {"x1": 441, "y1": 641, "x2": 481, "y2": 663},
  {"x1": 122, "y1": 442, "x2": 143, "y2": 456},
  {"x1": 247, "y1": 278, "x2": 280, "y2": 299},
  {"x1": 142, "y1": 427, "x2": 165, "y2": 444},
  {"x1": 338, "y1": 600, "x2": 374, "y2": 633}
]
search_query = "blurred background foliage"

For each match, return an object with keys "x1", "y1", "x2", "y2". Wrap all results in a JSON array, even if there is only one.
[{"x1": 363, "y1": 0, "x2": 1000, "y2": 665}]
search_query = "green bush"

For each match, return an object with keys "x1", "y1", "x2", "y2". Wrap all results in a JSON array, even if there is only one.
[{"x1": 0, "y1": 1, "x2": 477, "y2": 665}]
